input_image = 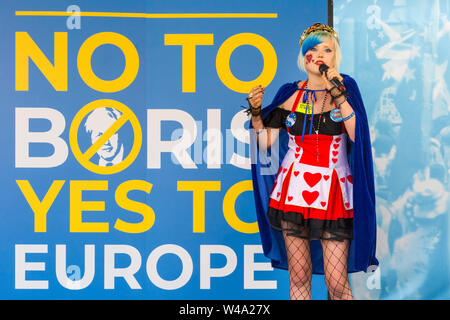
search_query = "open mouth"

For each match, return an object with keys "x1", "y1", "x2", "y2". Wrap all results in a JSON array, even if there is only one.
[{"x1": 315, "y1": 60, "x2": 324, "y2": 65}]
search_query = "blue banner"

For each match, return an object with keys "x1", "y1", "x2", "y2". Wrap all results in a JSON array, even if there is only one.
[{"x1": 0, "y1": 0, "x2": 330, "y2": 299}]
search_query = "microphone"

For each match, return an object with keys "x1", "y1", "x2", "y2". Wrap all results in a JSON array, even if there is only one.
[{"x1": 319, "y1": 64, "x2": 346, "y2": 92}]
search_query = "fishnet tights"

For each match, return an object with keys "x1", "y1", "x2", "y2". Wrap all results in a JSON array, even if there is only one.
[{"x1": 281, "y1": 220, "x2": 353, "y2": 300}]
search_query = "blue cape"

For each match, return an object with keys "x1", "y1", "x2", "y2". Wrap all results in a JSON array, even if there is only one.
[{"x1": 249, "y1": 74, "x2": 379, "y2": 274}]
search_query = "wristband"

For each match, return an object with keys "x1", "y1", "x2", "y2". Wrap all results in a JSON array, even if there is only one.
[
  {"x1": 336, "y1": 98, "x2": 347, "y2": 108},
  {"x1": 329, "y1": 87, "x2": 340, "y2": 95},
  {"x1": 251, "y1": 107, "x2": 262, "y2": 117},
  {"x1": 342, "y1": 111, "x2": 355, "y2": 121},
  {"x1": 242, "y1": 105, "x2": 262, "y2": 116},
  {"x1": 331, "y1": 90, "x2": 348, "y2": 100}
]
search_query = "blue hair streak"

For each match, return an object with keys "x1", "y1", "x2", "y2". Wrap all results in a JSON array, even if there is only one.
[{"x1": 301, "y1": 31, "x2": 331, "y2": 56}]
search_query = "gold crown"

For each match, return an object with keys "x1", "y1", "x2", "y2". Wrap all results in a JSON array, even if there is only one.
[{"x1": 299, "y1": 23, "x2": 339, "y2": 48}]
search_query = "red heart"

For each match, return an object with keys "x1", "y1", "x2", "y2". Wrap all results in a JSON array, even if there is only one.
[
  {"x1": 296, "y1": 147, "x2": 300, "y2": 152},
  {"x1": 277, "y1": 192, "x2": 281, "y2": 197},
  {"x1": 306, "y1": 53, "x2": 313, "y2": 63},
  {"x1": 335, "y1": 137, "x2": 341, "y2": 143},
  {"x1": 332, "y1": 151, "x2": 339, "y2": 157},
  {"x1": 303, "y1": 172, "x2": 322, "y2": 188},
  {"x1": 288, "y1": 196, "x2": 293, "y2": 202},
  {"x1": 345, "y1": 202, "x2": 350, "y2": 208},
  {"x1": 302, "y1": 190, "x2": 319, "y2": 205},
  {"x1": 347, "y1": 175, "x2": 353, "y2": 184},
  {"x1": 332, "y1": 158, "x2": 338, "y2": 163},
  {"x1": 283, "y1": 168, "x2": 287, "y2": 173},
  {"x1": 295, "y1": 153, "x2": 300, "y2": 158},
  {"x1": 323, "y1": 175, "x2": 330, "y2": 181},
  {"x1": 293, "y1": 171, "x2": 299, "y2": 177},
  {"x1": 320, "y1": 201, "x2": 326, "y2": 207},
  {"x1": 340, "y1": 177, "x2": 346, "y2": 183},
  {"x1": 333, "y1": 144, "x2": 339, "y2": 149}
]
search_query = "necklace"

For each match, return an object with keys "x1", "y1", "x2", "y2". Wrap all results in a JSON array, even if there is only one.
[{"x1": 305, "y1": 82, "x2": 328, "y2": 162}]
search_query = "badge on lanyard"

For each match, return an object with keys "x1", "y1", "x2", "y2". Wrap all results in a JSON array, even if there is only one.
[
  {"x1": 285, "y1": 112, "x2": 297, "y2": 127},
  {"x1": 330, "y1": 108, "x2": 343, "y2": 122}
]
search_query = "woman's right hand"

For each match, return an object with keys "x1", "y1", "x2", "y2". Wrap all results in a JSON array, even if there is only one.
[{"x1": 248, "y1": 85, "x2": 265, "y2": 109}]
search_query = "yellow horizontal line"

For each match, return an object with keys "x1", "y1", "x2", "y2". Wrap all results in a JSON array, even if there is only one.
[{"x1": 15, "y1": 11, "x2": 277, "y2": 19}]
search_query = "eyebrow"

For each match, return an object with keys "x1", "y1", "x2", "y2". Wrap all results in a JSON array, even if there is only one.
[{"x1": 314, "y1": 44, "x2": 333, "y2": 49}]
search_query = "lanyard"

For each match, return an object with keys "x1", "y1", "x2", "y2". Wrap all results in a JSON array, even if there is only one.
[{"x1": 287, "y1": 81, "x2": 329, "y2": 142}]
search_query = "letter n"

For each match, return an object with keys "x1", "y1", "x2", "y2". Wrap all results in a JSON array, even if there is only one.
[{"x1": 15, "y1": 32, "x2": 68, "y2": 91}]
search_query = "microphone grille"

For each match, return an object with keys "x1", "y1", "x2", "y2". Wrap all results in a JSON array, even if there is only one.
[{"x1": 319, "y1": 64, "x2": 329, "y2": 74}]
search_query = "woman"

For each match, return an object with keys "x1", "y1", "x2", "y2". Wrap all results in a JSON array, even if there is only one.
[{"x1": 247, "y1": 23, "x2": 378, "y2": 300}]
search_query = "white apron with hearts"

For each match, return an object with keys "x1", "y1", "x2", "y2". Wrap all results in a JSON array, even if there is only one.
[{"x1": 268, "y1": 131, "x2": 353, "y2": 217}]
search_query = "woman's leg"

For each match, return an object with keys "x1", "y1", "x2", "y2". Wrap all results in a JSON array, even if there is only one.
[
  {"x1": 281, "y1": 220, "x2": 313, "y2": 300},
  {"x1": 320, "y1": 233, "x2": 353, "y2": 300}
]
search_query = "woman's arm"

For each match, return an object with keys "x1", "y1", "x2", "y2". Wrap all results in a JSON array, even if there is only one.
[
  {"x1": 334, "y1": 95, "x2": 355, "y2": 142},
  {"x1": 321, "y1": 69, "x2": 356, "y2": 142},
  {"x1": 248, "y1": 86, "x2": 282, "y2": 150}
]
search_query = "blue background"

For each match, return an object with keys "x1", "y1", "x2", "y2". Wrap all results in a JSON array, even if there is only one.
[
  {"x1": 3, "y1": 0, "x2": 447, "y2": 301},
  {"x1": 335, "y1": 0, "x2": 449, "y2": 300}
]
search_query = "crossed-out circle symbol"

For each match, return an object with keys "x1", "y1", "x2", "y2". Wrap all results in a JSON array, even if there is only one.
[{"x1": 69, "y1": 99, "x2": 142, "y2": 174}]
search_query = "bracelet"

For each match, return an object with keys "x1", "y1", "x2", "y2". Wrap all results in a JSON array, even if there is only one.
[
  {"x1": 241, "y1": 105, "x2": 262, "y2": 116},
  {"x1": 342, "y1": 111, "x2": 355, "y2": 121},
  {"x1": 331, "y1": 90, "x2": 348, "y2": 101},
  {"x1": 329, "y1": 87, "x2": 340, "y2": 96},
  {"x1": 251, "y1": 107, "x2": 262, "y2": 117},
  {"x1": 336, "y1": 98, "x2": 347, "y2": 108}
]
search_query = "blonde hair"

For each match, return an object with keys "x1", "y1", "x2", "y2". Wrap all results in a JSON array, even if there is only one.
[{"x1": 297, "y1": 31, "x2": 341, "y2": 72}]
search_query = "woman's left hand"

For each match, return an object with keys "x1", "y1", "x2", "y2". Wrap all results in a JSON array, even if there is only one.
[{"x1": 321, "y1": 66, "x2": 343, "y2": 90}]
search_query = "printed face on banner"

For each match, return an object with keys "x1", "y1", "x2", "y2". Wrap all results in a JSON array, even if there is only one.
[{"x1": 84, "y1": 107, "x2": 124, "y2": 166}]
